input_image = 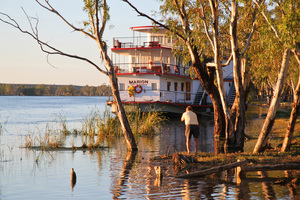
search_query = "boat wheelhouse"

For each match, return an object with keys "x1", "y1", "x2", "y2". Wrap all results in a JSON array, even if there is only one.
[{"x1": 107, "y1": 26, "x2": 234, "y2": 114}]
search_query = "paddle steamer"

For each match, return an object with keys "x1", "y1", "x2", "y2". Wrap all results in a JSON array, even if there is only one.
[{"x1": 107, "y1": 26, "x2": 234, "y2": 114}]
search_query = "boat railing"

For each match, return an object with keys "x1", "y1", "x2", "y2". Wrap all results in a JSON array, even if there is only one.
[
  {"x1": 114, "y1": 62, "x2": 191, "y2": 77},
  {"x1": 113, "y1": 36, "x2": 173, "y2": 48}
]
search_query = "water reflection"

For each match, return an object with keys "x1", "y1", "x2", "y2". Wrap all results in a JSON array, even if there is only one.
[
  {"x1": 112, "y1": 150, "x2": 137, "y2": 199},
  {"x1": 106, "y1": 116, "x2": 300, "y2": 199},
  {"x1": 1, "y1": 97, "x2": 300, "y2": 199}
]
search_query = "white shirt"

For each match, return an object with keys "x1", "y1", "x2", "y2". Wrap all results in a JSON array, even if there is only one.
[{"x1": 181, "y1": 111, "x2": 199, "y2": 125}]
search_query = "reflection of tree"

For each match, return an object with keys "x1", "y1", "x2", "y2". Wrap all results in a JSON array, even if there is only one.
[
  {"x1": 112, "y1": 150, "x2": 137, "y2": 199},
  {"x1": 180, "y1": 179, "x2": 198, "y2": 200},
  {"x1": 257, "y1": 171, "x2": 276, "y2": 200},
  {"x1": 285, "y1": 170, "x2": 297, "y2": 198},
  {"x1": 235, "y1": 168, "x2": 250, "y2": 200}
]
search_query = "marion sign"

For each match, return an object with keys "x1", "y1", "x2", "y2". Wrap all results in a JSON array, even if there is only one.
[{"x1": 129, "y1": 80, "x2": 149, "y2": 85}]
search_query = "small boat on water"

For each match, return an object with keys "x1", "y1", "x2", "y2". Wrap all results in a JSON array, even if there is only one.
[{"x1": 107, "y1": 26, "x2": 234, "y2": 115}]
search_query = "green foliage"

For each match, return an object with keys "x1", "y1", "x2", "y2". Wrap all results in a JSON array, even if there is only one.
[
  {"x1": 0, "y1": 83, "x2": 112, "y2": 96},
  {"x1": 249, "y1": 0, "x2": 300, "y2": 93},
  {"x1": 82, "y1": 0, "x2": 110, "y2": 35}
]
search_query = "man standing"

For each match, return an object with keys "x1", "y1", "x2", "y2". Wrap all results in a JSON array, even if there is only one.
[{"x1": 181, "y1": 106, "x2": 199, "y2": 153}]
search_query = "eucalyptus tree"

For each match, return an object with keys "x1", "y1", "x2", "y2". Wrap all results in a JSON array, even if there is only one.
[
  {"x1": 252, "y1": 0, "x2": 299, "y2": 153},
  {"x1": 123, "y1": 0, "x2": 226, "y2": 153},
  {"x1": 124, "y1": 0, "x2": 258, "y2": 152},
  {"x1": 278, "y1": 0, "x2": 300, "y2": 152},
  {"x1": 0, "y1": 0, "x2": 138, "y2": 151}
]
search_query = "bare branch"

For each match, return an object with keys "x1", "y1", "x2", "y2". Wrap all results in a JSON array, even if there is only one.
[
  {"x1": 293, "y1": 49, "x2": 300, "y2": 65},
  {"x1": 253, "y1": 0, "x2": 280, "y2": 40},
  {"x1": 0, "y1": 11, "x2": 109, "y2": 76},
  {"x1": 35, "y1": 0, "x2": 96, "y2": 40},
  {"x1": 199, "y1": 0, "x2": 214, "y2": 50},
  {"x1": 99, "y1": 1, "x2": 106, "y2": 39},
  {"x1": 122, "y1": 0, "x2": 185, "y2": 40},
  {"x1": 221, "y1": 54, "x2": 233, "y2": 67},
  {"x1": 240, "y1": 15, "x2": 257, "y2": 57}
]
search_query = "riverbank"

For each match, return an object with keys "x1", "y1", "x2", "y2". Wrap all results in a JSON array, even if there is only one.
[{"x1": 150, "y1": 103, "x2": 300, "y2": 183}]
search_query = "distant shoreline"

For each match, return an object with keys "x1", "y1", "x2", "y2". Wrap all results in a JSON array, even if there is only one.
[{"x1": 0, "y1": 83, "x2": 112, "y2": 96}]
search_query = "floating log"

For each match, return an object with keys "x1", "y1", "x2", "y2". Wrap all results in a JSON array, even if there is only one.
[
  {"x1": 241, "y1": 163, "x2": 300, "y2": 172},
  {"x1": 176, "y1": 160, "x2": 248, "y2": 179}
]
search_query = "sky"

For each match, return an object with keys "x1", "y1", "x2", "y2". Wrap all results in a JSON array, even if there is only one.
[{"x1": 0, "y1": 0, "x2": 161, "y2": 86}]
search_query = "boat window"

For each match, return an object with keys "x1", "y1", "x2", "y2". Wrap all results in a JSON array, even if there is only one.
[
  {"x1": 132, "y1": 57, "x2": 136, "y2": 64},
  {"x1": 186, "y1": 82, "x2": 191, "y2": 100},
  {"x1": 151, "y1": 83, "x2": 157, "y2": 91},
  {"x1": 167, "y1": 82, "x2": 171, "y2": 91},
  {"x1": 181, "y1": 82, "x2": 184, "y2": 91},
  {"x1": 174, "y1": 82, "x2": 178, "y2": 91},
  {"x1": 119, "y1": 83, "x2": 125, "y2": 91}
]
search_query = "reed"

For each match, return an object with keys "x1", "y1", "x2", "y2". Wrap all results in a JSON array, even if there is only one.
[
  {"x1": 23, "y1": 106, "x2": 167, "y2": 149},
  {"x1": 125, "y1": 106, "x2": 167, "y2": 136},
  {"x1": 24, "y1": 115, "x2": 68, "y2": 148}
]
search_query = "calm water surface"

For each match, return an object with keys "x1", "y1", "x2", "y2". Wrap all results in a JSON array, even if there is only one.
[{"x1": 0, "y1": 96, "x2": 299, "y2": 199}]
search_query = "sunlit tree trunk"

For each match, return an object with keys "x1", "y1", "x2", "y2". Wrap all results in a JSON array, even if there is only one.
[
  {"x1": 209, "y1": 0, "x2": 232, "y2": 150},
  {"x1": 230, "y1": 59, "x2": 250, "y2": 151},
  {"x1": 281, "y1": 50, "x2": 300, "y2": 152},
  {"x1": 253, "y1": 48, "x2": 291, "y2": 153},
  {"x1": 108, "y1": 69, "x2": 138, "y2": 151},
  {"x1": 228, "y1": 1, "x2": 252, "y2": 151}
]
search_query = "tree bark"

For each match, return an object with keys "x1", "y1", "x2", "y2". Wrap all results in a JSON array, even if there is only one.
[
  {"x1": 193, "y1": 59, "x2": 226, "y2": 153},
  {"x1": 108, "y1": 68, "x2": 138, "y2": 151},
  {"x1": 229, "y1": 0, "x2": 246, "y2": 151},
  {"x1": 253, "y1": 48, "x2": 291, "y2": 153},
  {"x1": 209, "y1": 0, "x2": 232, "y2": 151},
  {"x1": 281, "y1": 51, "x2": 300, "y2": 152}
]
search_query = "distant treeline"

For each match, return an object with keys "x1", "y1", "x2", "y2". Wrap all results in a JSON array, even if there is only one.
[{"x1": 0, "y1": 84, "x2": 112, "y2": 96}]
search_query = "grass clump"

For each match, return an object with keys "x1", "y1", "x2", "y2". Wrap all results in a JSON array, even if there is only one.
[
  {"x1": 126, "y1": 106, "x2": 167, "y2": 136},
  {"x1": 24, "y1": 106, "x2": 167, "y2": 150},
  {"x1": 24, "y1": 116, "x2": 67, "y2": 149}
]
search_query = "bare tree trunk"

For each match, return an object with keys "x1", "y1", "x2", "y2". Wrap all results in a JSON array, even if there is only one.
[
  {"x1": 253, "y1": 48, "x2": 291, "y2": 153},
  {"x1": 229, "y1": 1, "x2": 246, "y2": 151},
  {"x1": 209, "y1": 0, "x2": 232, "y2": 151},
  {"x1": 230, "y1": 59, "x2": 250, "y2": 151},
  {"x1": 281, "y1": 50, "x2": 300, "y2": 152},
  {"x1": 193, "y1": 57, "x2": 226, "y2": 153},
  {"x1": 109, "y1": 68, "x2": 138, "y2": 151}
]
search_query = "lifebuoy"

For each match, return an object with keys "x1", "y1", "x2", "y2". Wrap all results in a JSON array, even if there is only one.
[{"x1": 134, "y1": 85, "x2": 142, "y2": 93}]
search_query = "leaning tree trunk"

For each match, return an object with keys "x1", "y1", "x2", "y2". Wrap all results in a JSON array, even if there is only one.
[
  {"x1": 281, "y1": 50, "x2": 300, "y2": 152},
  {"x1": 253, "y1": 48, "x2": 291, "y2": 153},
  {"x1": 108, "y1": 69, "x2": 138, "y2": 151},
  {"x1": 95, "y1": 23, "x2": 138, "y2": 151}
]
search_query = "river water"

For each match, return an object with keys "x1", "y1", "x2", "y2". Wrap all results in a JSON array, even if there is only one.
[{"x1": 0, "y1": 96, "x2": 299, "y2": 199}]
